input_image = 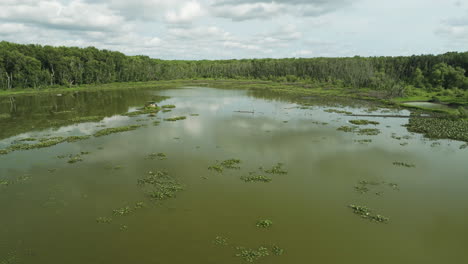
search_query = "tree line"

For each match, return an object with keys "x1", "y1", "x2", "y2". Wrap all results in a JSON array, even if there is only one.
[{"x1": 1, "y1": 41, "x2": 467, "y2": 92}]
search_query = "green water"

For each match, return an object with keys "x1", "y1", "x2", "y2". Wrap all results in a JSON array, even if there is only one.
[{"x1": 1, "y1": 87, "x2": 467, "y2": 264}]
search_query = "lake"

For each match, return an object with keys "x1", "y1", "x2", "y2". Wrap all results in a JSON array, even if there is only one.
[{"x1": 1, "y1": 87, "x2": 467, "y2": 264}]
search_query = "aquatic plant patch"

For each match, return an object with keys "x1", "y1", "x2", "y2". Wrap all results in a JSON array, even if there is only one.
[
  {"x1": 357, "y1": 128, "x2": 381, "y2": 136},
  {"x1": 147, "y1": 152, "x2": 167, "y2": 160},
  {"x1": 113, "y1": 206, "x2": 132, "y2": 216},
  {"x1": 214, "y1": 236, "x2": 229, "y2": 246},
  {"x1": 393, "y1": 162, "x2": 415, "y2": 168},
  {"x1": 164, "y1": 116, "x2": 187, "y2": 121},
  {"x1": 122, "y1": 107, "x2": 160, "y2": 117},
  {"x1": 263, "y1": 163, "x2": 287, "y2": 174},
  {"x1": 348, "y1": 204, "x2": 389, "y2": 223},
  {"x1": 162, "y1": 105, "x2": 176, "y2": 109},
  {"x1": 241, "y1": 175, "x2": 272, "y2": 183},
  {"x1": 325, "y1": 109, "x2": 353, "y2": 115},
  {"x1": 96, "y1": 217, "x2": 113, "y2": 224},
  {"x1": 272, "y1": 246, "x2": 284, "y2": 256},
  {"x1": 93, "y1": 125, "x2": 142, "y2": 137},
  {"x1": 354, "y1": 180, "x2": 399, "y2": 195},
  {"x1": 138, "y1": 170, "x2": 184, "y2": 201},
  {"x1": 209, "y1": 159, "x2": 242, "y2": 173},
  {"x1": 349, "y1": 120, "x2": 380, "y2": 125},
  {"x1": 405, "y1": 117, "x2": 468, "y2": 142},
  {"x1": 256, "y1": 219, "x2": 273, "y2": 228},
  {"x1": 235, "y1": 246, "x2": 269, "y2": 263},
  {"x1": 221, "y1": 159, "x2": 241, "y2": 169}
]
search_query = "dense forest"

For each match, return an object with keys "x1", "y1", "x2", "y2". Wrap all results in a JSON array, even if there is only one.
[{"x1": 1, "y1": 41, "x2": 467, "y2": 95}]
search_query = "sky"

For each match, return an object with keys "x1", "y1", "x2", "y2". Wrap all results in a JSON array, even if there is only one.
[{"x1": 0, "y1": 0, "x2": 467, "y2": 60}]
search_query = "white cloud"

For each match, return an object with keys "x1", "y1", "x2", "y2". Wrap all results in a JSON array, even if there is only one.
[
  {"x1": 0, "y1": 0, "x2": 125, "y2": 31},
  {"x1": 165, "y1": 1, "x2": 204, "y2": 23}
]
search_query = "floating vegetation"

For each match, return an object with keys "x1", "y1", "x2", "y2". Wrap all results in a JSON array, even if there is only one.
[
  {"x1": 256, "y1": 219, "x2": 273, "y2": 228},
  {"x1": 209, "y1": 159, "x2": 242, "y2": 173},
  {"x1": 164, "y1": 116, "x2": 186, "y2": 121},
  {"x1": 0, "y1": 179, "x2": 10, "y2": 186},
  {"x1": 66, "y1": 135, "x2": 91, "y2": 142},
  {"x1": 96, "y1": 217, "x2": 113, "y2": 224},
  {"x1": 337, "y1": 126, "x2": 357, "y2": 132},
  {"x1": 311, "y1": 121, "x2": 329, "y2": 125},
  {"x1": 240, "y1": 175, "x2": 272, "y2": 183},
  {"x1": 355, "y1": 139, "x2": 372, "y2": 144},
  {"x1": 162, "y1": 110, "x2": 172, "y2": 113},
  {"x1": 430, "y1": 142, "x2": 441, "y2": 147},
  {"x1": 134, "y1": 202, "x2": 145, "y2": 209},
  {"x1": 138, "y1": 170, "x2": 184, "y2": 201},
  {"x1": 393, "y1": 162, "x2": 415, "y2": 168},
  {"x1": 136, "y1": 118, "x2": 149, "y2": 122},
  {"x1": 120, "y1": 225, "x2": 128, "y2": 231},
  {"x1": 400, "y1": 142, "x2": 408, "y2": 146},
  {"x1": 357, "y1": 128, "x2": 381, "y2": 136},
  {"x1": 461, "y1": 143, "x2": 468, "y2": 149},
  {"x1": 354, "y1": 185, "x2": 369, "y2": 194},
  {"x1": 113, "y1": 206, "x2": 132, "y2": 216},
  {"x1": 337, "y1": 126, "x2": 380, "y2": 136},
  {"x1": 0, "y1": 253, "x2": 19, "y2": 264},
  {"x1": 264, "y1": 163, "x2": 287, "y2": 175},
  {"x1": 349, "y1": 120, "x2": 380, "y2": 126},
  {"x1": 122, "y1": 107, "x2": 160, "y2": 117},
  {"x1": 355, "y1": 180, "x2": 399, "y2": 195},
  {"x1": 18, "y1": 137, "x2": 36, "y2": 142},
  {"x1": 272, "y1": 245, "x2": 284, "y2": 256},
  {"x1": 48, "y1": 168, "x2": 57, "y2": 173},
  {"x1": 67, "y1": 154, "x2": 83, "y2": 164},
  {"x1": 220, "y1": 159, "x2": 241, "y2": 169},
  {"x1": 405, "y1": 117, "x2": 468, "y2": 142},
  {"x1": 208, "y1": 165, "x2": 224, "y2": 173},
  {"x1": 235, "y1": 246, "x2": 269, "y2": 263},
  {"x1": 162, "y1": 105, "x2": 176, "y2": 109},
  {"x1": 190, "y1": 114, "x2": 200, "y2": 116},
  {"x1": 147, "y1": 152, "x2": 167, "y2": 160},
  {"x1": 348, "y1": 205, "x2": 389, "y2": 223},
  {"x1": 93, "y1": 125, "x2": 142, "y2": 137},
  {"x1": 153, "y1": 121, "x2": 161, "y2": 126},
  {"x1": 214, "y1": 236, "x2": 229, "y2": 246},
  {"x1": 325, "y1": 109, "x2": 353, "y2": 115}
]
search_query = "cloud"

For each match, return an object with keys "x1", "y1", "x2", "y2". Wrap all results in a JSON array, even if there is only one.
[
  {"x1": 165, "y1": 1, "x2": 204, "y2": 23},
  {"x1": 436, "y1": 10, "x2": 468, "y2": 41},
  {"x1": 0, "y1": 0, "x2": 125, "y2": 32},
  {"x1": 211, "y1": 0, "x2": 351, "y2": 20}
]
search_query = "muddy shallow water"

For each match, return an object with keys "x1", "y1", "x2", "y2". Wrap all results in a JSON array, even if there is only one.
[{"x1": 1, "y1": 87, "x2": 467, "y2": 264}]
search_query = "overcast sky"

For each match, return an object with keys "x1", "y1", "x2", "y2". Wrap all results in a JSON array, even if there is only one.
[{"x1": 0, "y1": 0, "x2": 467, "y2": 59}]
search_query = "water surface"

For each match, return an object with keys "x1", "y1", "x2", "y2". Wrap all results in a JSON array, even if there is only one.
[{"x1": 1, "y1": 87, "x2": 467, "y2": 264}]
